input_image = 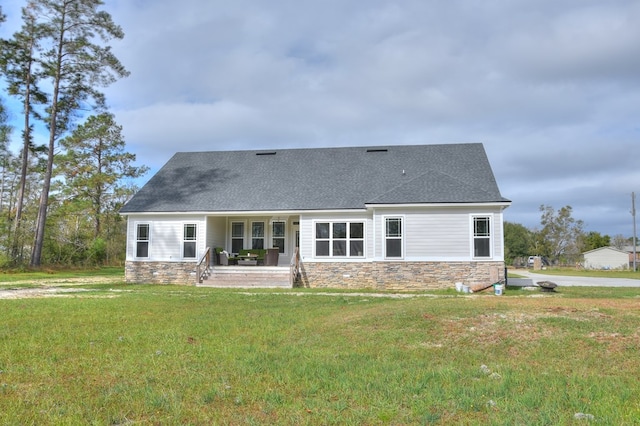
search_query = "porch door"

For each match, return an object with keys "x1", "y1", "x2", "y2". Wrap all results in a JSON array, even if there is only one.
[{"x1": 292, "y1": 223, "x2": 300, "y2": 252}]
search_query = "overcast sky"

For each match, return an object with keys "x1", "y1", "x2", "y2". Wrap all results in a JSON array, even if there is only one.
[{"x1": 2, "y1": 0, "x2": 639, "y2": 237}]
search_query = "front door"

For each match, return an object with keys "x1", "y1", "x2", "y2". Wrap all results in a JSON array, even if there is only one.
[{"x1": 292, "y1": 222, "x2": 300, "y2": 254}]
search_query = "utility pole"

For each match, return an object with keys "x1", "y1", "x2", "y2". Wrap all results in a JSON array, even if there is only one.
[{"x1": 633, "y1": 192, "x2": 637, "y2": 272}]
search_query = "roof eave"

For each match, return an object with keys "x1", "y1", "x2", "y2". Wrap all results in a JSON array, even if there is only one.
[
  {"x1": 365, "y1": 201, "x2": 512, "y2": 208},
  {"x1": 120, "y1": 208, "x2": 370, "y2": 216}
]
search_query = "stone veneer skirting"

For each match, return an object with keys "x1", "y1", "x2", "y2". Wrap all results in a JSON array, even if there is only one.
[
  {"x1": 297, "y1": 261, "x2": 506, "y2": 290},
  {"x1": 126, "y1": 260, "x2": 505, "y2": 290},
  {"x1": 125, "y1": 261, "x2": 197, "y2": 285}
]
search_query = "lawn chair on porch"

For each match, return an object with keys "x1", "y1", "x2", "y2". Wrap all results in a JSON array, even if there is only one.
[
  {"x1": 214, "y1": 247, "x2": 224, "y2": 265},
  {"x1": 216, "y1": 249, "x2": 231, "y2": 266},
  {"x1": 218, "y1": 250, "x2": 238, "y2": 266},
  {"x1": 265, "y1": 248, "x2": 280, "y2": 266}
]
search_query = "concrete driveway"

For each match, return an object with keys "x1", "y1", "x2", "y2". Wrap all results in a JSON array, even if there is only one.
[{"x1": 508, "y1": 269, "x2": 640, "y2": 288}]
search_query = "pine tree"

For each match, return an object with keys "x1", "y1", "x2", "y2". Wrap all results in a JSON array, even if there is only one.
[
  {"x1": 0, "y1": 2, "x2": 48, "y2": 262},
  {"x1": 28, "y1": 0, "x2": 129, "y2": 266},
  {"x1": 57, "y1": 113, "x2": 147, "y2": 239}
]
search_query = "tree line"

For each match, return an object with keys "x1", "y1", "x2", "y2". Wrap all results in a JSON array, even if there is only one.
[
  {"x1": 505, "y1": 204, "x2": 635, "y2": 267},
  {"x1": 0, "y1": 1, "x2": 146, "y2": 268}
]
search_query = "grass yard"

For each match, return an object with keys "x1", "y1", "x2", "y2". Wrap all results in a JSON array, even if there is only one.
[
  {"x1": 0, "y1": 282, "x2": 639, "y2": 424},
  {"x1": 0, "y1": 266, "x2": 124, "y2": 284}
]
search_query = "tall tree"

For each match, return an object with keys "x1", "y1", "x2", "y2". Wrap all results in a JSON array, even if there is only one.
[
  {"x1": 0, "y1": 98, "x2": 12, "y2": 210},
  {"x1": 581, "y1": 231, "x2": 611, "y2": 252},
  {"x1": 0, "y1": 100, "x2": 10, "y2": 147},
  {"x1": 0, "y1": 7, "x2": 11, "y2": 263},
  {"x1": 0, "y1": 100, "x2": 15, "y2": 264},
  {"x1": 56, "y1": 113, "x2": 147, "y2": 238},
  {"x1": 612, "y1": 234, "x2": 631, "y2": 250},
  {"x1": 503, "y1": 221, "x2": 533, "y2": 265},
  {"x1": 0, "y1": 149, "x2": 44, "y2": 263},
  {"x1": 0, "y1": 2, "x2": 48, "y2": 262},
  {"x1": 538, "y1": 205, "x2": 585, "y2": 264},
  {"x1": 29, "y1": 0, "x2": 129, "y2": 266}
]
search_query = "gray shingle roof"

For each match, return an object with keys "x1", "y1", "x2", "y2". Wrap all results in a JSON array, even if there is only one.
[{"x1": 120, "y1": 143, "x2": 510, "y2": 213}]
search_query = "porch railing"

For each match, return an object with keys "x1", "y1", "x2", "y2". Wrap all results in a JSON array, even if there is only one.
[
  {"x1": 290, "y1": 247, "x2": 300, "y2": 287},
  {"x1": 196, "y1": 247, "x2": 211, "y2": 284}
]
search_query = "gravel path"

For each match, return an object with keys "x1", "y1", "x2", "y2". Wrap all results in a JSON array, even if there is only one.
[
  {"x1": 0, "y1": 287, "x2": 94, "y2": 299},
  {"x1": 3, "y1": 270, "x2": 638, "y2": 299},
  {"x1": 509, "y1": 269, "x2": 640, "y2": 288},
  {"x1": 0, "y1": 276, "x2": 123, "y2": 299}
]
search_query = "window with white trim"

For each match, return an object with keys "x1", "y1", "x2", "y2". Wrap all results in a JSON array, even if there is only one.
[
  {"x1": 315, "y1": 222, "x2": 365, "y2": 257},
  {"x1": 252, "y1": 221, "x2": 264, "y2": 250},
  {"x1": 316, "y1": 222, "x2": 330, "y2": 256},
  {"x1": 385, "y1": 217, "x2": 403, "y2": 258},
  {"x1": 349, "y1": 222, "x2": 364, "y2": 257},
  {"x1": 136, "y1": 223, "x2": 150, "y2": 258},
  {"x1": 272, "y1": 221, "x2": 286, "y2": 253},
  {"x1": 231, "y1": 222, "x2": 244, "y2": 253},
  {"x1": 183, "y1": 224, "x2": 197, "y2": 258},
  {"x1": 473, "y1": 216, "x2": 491, "y2": 258},
  {"x1": 333, "y1": 222, "x2": 347, "y2": 256}
]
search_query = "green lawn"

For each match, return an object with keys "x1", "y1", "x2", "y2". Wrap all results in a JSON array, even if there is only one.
[
  {"x1": 0, "y1": 266, "x2": 124, "y2": 283},
  {"x1": 1, "y1": 282, "x2": 638, "y2": 424}
]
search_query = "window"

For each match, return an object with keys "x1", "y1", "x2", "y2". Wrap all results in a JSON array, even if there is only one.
[
  {"x1": 136, "y1": 224, "x2": 149, "y2": 258},
  {"x1": 333, "y1": 222, "x2": 347, "y2": 256},
  {"x1": 473, "y1": 216, "x2": 491, "y2": 258},
  {"x1": 252, "y1": 222, "x2": 264, "y2": 250},
  {"x1": 385, "y1": 217, "x2": 403, "y2": 258},
  {"x1": 350, "y1": 222, "x2": 364, "y2": 256},
  {"x1": 316, "y1": 222, "x2": 330, "y2": 256},
  {"x1": 272, "y1": 221, "x2": 286, "y2": 253},
  {"x1": 231, "y1": 222, "x2": 244, "y2": 253},
  {"x1": 315, "y1": 222, "x2": 365, "y2": 257},
  {"x1": 183, "y1": 224, "x2": 197, "y2": 258}
]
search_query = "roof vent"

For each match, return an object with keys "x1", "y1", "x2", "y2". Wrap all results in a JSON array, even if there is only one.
[
  {"x1": 256, "y1": 152, "x2": 277, "y2": 156},
  {"x1": 366, "y1": 148, "x2": 388, "y2": 153}
]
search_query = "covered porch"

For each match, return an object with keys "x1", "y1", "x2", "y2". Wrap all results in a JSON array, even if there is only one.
[
  {"x1": 205, "y1": 214, "x2": 300, "y2": 267},
  {"x1": 197, "y1": 213, "x2": 301, "y2": 287}
]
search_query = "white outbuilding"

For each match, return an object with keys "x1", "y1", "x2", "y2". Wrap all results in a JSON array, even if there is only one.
[{"x1": 582, "y1": 247, "x2": 629, "y2": 270}]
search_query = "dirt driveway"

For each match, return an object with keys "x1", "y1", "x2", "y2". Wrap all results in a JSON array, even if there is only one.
[
  {"x1": 510, "y1": 269, "x2": 640, "y2": 288},
  {"x1": 3, "y1": 271, "x2": 638, "y2": 299},
  {"x1": 0, "y1": 276, "x2": 123, "y2": 299}
]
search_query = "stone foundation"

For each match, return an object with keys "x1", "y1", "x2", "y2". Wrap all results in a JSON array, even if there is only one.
[
  {"x1": 297, "y1": 261, "x2": 505, "y2": 290},
  {"x1": 125, "y1": 261, "x2": 197, "y2": 285},
  {"x1": 126, "y1": 260, "x2": 505, "y2": 290}
]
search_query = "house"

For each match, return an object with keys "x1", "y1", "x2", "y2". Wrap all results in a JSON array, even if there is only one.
[
  {"x1": 583, "y1": 247, "x2": 630, "y2": 270},
  {"x1": 622, "y1": 245, "x2": 640, "y2": 267},
  {"x1": 120, "y1": 143, "x2": 511, "y2": 289}
]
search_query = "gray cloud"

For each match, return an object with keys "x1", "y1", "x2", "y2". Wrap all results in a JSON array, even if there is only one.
[{"x1": 2, "y1": 0, "x2": 638, "y2": 237}]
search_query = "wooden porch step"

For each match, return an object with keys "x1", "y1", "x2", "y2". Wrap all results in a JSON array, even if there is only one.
[{"x1": 197, "y1": 267, "x2": 291, "y2": 288}]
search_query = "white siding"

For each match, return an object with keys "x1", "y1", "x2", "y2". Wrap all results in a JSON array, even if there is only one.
[
  {"x1": 493, "y1": 214, "x2": 504, "y2": 258},
  {"x1": 300, "y1": 207, "x2": 505, "y2": 262},
  {"x1": 407, "y1": 211, "x2": 469, "y2": 258},
  {"x1": 373, "y1": 206, "x2": 505, "y2": 261},
  {"x1": 584, "y1": 247, "x2": 628, "y2": 269},
  {"x1": 206, "y1": 216, "x2": 226, "y2": 250},
  {"x1": 299, "y1": 214, "x2": 314, "y2": 260},
  {"x1": 126, "y1": 215, "x2": 206, "y2": 261},
  {"x1": 126, "y1": 206, "x2": 506, "y2": 264}
]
